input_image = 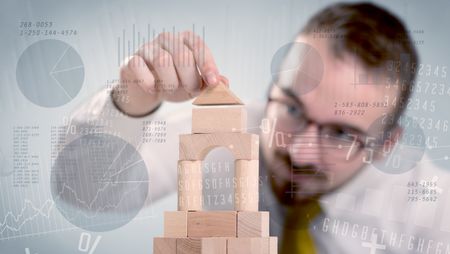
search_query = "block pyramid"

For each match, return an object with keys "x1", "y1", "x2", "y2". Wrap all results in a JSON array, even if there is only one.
[{"x1": 153, "y1": 83, "x2": 278, "y2": 254}]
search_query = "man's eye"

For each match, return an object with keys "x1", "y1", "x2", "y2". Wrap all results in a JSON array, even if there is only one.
[
  {"x1": 286, "y1": 104, "x2": 301, "y2": 117},
  {"x1": 327, "y1": 128, "x2": 354, "y2": 142}
]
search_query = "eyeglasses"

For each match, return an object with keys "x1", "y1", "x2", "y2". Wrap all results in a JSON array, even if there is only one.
[{"x1": 267, "y1": 88, "x2": 381, "y2": 163}]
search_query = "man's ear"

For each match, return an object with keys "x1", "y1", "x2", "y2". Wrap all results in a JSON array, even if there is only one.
[{"x1": 375, "y1": 126, "x2": 403, "y2": 161}]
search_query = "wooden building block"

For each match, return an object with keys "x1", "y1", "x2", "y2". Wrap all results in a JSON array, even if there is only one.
[
  {"x1": 179, "y1": 133, "x2": 259, "y2": 160},
  {"x1": 177, "y1": 237, "x2": 227, "y2": 254},
  {"x1": 153, "y1": 237, "x2": 177, "y2": 254},
  {"x1": 187, "y1": 211, "x2": 237, "y2": 237},
  {"x1": 269, "y1": 237, "x2": 278, "y2": 254},
  {"x1": 192, "y1": 106, "x2": 247, "y2": 133},
  {"x1": 164, "y1": 211, "x2": 188, "y2": 237},
  {"x1": 193, "y1": 83, "x2": 243, "y2": 105},
  {"x1": 178, "y1": 161, "x2": 203, "y2": 211},
  {"x1": 227, "y1": 237, "x2": 270, "y2": 254},
  {"x1": 237, "y1": 211, "x2": 269, "y2": 237},
  {"x1": 235, "y1": 160, "x2": 259, "y2": 211}
]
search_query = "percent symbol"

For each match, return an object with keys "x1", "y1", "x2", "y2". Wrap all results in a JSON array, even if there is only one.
[
  {"x1": 24, "y1": 248, "x2": 38, "y2": 254},
  {"x1": 78, "y1": 232, "x2": 102, "y2": 254},
  {"x1": 260, "y1": 118, "x2": 287, "y2": 148}
]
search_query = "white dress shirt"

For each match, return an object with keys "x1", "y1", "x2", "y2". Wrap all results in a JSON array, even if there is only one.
[{"x1": 65, "y1": 89, "x2": 450, "y2": 253}]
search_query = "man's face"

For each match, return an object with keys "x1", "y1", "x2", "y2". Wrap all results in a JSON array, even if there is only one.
[{"x1": 261, "y1": 35, "x2": 399, "y2": 205}]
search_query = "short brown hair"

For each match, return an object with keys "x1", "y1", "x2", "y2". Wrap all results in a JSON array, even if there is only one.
[{"x1": 302, "y1": 2, "x2": 419, "y2": 128}]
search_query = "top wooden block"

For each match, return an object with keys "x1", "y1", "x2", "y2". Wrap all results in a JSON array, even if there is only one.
[{"x1": 193, "y1": 83, "x2": 243, "y2": 105}]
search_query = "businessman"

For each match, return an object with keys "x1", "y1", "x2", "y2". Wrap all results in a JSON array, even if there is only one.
[{"x1": 64, "y1": 2, "x2": 450, "y2": 253}]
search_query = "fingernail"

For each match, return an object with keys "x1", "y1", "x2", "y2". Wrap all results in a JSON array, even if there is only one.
[{"x1": 205, "y1": 72, "x2": 217, "y2": 85}]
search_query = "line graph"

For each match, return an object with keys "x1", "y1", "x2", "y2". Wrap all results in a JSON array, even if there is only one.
[
  {"x1": 0, "y1": 199, "x2": 53, "y2": 234},
  {"x1": 0, "y1": 133, "x2": 153, "y2": 240}
]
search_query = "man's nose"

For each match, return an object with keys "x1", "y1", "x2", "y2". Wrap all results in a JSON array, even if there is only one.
[{"x1": 287, "y1": 123, "x2": 323, "y2": 167}]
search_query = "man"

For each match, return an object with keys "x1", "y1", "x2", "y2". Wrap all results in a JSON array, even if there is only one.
[{"x1": 63, "y1": 2, "x2": 450, "y2": 253}]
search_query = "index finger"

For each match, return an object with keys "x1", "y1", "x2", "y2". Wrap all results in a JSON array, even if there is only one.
[{"x1": 182, "y1": 31, "x2": 219, "y2": 86}]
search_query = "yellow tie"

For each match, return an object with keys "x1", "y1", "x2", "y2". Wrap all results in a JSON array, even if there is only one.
[{"x1": 280, "y1": 200, "x2": 322, "y2": 254}]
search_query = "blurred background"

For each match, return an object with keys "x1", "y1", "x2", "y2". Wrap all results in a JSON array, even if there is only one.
[{"x1": 1, "y1": 0, "x2": 449, "y2": 253}]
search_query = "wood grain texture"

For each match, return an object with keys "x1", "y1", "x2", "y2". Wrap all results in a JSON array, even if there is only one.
[
  {"x1": 164, "y1": 211, "x2": 188, "y2": 237},
  {"x1": 187, "y1": 211, "x2": 237, "y2": 237},
  {"x1": 153, "y1": 237, "x2": 177, "y2": 254},
  {"x1": 179, "y1": 133, "x2": 259, "y2": 160},
  {"x1": 237, "y1": 211, "x2": 269, "y2": 237},
  {"x1": 235, "y1": 160, "x2": 259, "y2": 211},
  {"x1": 192, "y1": 106, "x2": 247, "y2": 133},
  {"x1": 227, "y1": 237, "x2": 270, "y2": 254},
  {"x1": 176, "y1": 237, "x2": 227, "y2": 254},
  {"x1": 269, "y1": 237, "x2": 278, "y2": 254},
  {"x1": 178, "y1": 160, "x2": 203, "y2": 211},
  {"x1": 193, "y1": 83, "x2": 243, "y2": 105}
]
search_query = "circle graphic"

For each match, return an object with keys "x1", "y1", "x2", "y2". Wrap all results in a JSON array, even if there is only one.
[
  {"x1": 414, "y1": 88, "x2": 450, "y2": 170},
  {"x1": 16, "y1": 39, "x2": 84, "y2": 107},
  {"x1": 271, "y1": 42, "x2": 324, "y2": 94},
  {"x1": 425, "y1": 131, "x2": 450, "y2": 170},
  {"x1": 51, "y1": 133, "x2": 148, "y2": 232},
  {"x1": 368, "y1": 115, "x2": 426, "y2": 174}
]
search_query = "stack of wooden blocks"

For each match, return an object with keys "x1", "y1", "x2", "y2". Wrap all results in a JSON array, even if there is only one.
[{"x1": 153, "y1": 83, "x2": 278, "y2": 254}]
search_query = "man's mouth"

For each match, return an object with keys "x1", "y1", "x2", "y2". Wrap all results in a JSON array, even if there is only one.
[
  {"x1": 267, "y1": 151, "x2": 330, "y2": 204},
  {"x1": 291, "y1": 164, "x2": 319, "y2": 175},
  {"x1": 271, "y1": 150, "x2": 327, "y2": 182},
  {"x1": 290, "y1": 164, "x2": 327, "y2": 182}
]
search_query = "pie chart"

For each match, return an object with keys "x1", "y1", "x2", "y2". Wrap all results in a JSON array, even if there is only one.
[
  {"x1": 16, "y1": 39, "x2": 84, "y2": 107},
  {"x1": 51, "y1": 133, "x2": 149, "y2": 232},
  {"x1": 271, "y1": 42, "x2": 324, "y2": 95}
]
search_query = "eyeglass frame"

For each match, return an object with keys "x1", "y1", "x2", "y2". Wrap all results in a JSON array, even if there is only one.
[{"x1": 266, "y1": 85, "x2": 392, "y2": 163}]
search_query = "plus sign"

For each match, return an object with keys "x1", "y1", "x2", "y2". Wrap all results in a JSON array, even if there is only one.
[{"x1": 361, "y1": 234, "x2": 386, "y2": 254}]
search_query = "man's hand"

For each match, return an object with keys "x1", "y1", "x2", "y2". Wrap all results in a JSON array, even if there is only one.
[{"x1": 113, "y1": 31, "x2": 228, "y2": 116}]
